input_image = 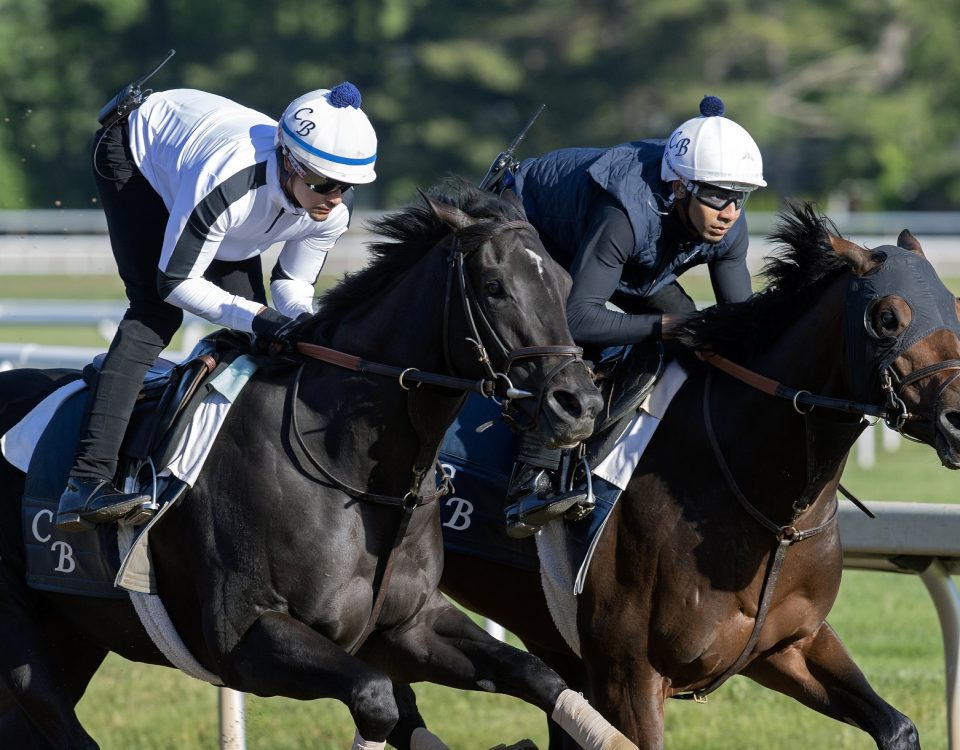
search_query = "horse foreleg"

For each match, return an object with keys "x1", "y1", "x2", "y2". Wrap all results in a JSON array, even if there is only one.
[
  {"x1": 525, "y1": 646, "x2": 589, "y2": 750},
  {"x1": 384, "y1": 682, "x2": 435, "y2": 750},
  {"x1": 580, "y1": 660, "x2": 667, "y2": 750},
  {"x1": 0, "y1": 587, "x2": 106, "y2": 748},
  {"x1": 742, "y1": 621, "x2": 919, "y2": 750},
  {"x1": 359, "y1": 593, "x2": 638, "y2": 750},
  {"x1": 221, "y1": 610, "x2": 399, "y2": 744}
]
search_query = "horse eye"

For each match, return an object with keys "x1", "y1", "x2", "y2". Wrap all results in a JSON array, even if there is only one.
[
  {"x1": 485, "y1": 280, "x2": 504, "y2": 296},
  {"x1": 873, "y1": 307, "x2": 899, "y2": 335}
]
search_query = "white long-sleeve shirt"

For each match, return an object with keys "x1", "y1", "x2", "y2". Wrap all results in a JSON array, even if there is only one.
[{"x1": 126, "y1": 89, "x2": 351, "y2": 332}]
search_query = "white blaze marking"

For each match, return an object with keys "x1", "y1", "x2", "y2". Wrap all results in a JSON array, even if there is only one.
[{"x1": 524, "y1": 247, "x2": 545, "y2": 279}]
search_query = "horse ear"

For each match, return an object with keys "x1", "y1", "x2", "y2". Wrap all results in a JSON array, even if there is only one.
[
  {"x1": 417, "y1": 189, "x2": 477, "y2": 230},
  {"x1": 829, "y1": 234, "x2": 879, "y2": 276},
  {"x1": 897, "y1": 229, "x2": 925, "y2": 257},
  {"x1": 500, "y1": 189, "x2": 528, "y2": 218}
]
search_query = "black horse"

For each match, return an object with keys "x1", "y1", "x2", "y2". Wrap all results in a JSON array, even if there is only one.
[
  {"x1": 438, "y1": 204, "x2": 960, "y2": 749},
  {"x1": 0, "y1": 179, "x2": 632, "y2": 750}
]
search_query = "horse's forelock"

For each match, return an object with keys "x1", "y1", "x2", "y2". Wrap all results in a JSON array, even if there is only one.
[{"x1": 425, "y1": 176, "x2": 526, "y2": 224}]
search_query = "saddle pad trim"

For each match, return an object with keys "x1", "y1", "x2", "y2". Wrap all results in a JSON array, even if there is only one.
[{"x1": 592, "y1": 361, "x2": 687, "y2": 489}]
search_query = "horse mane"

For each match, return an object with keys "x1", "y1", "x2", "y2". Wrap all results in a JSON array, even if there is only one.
[
  {"x1": 673, "y1": 202, "x2": 848, "y2": 359},
  {"x1": 314, "y1": 176, "x2": 525, "y2": 327}
]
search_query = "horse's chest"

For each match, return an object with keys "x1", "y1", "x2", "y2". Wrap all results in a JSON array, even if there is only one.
[
  {"x1": 276, "y1": 515, "x2": 442, "y2": 636},
  {"x1": 652, "y1": 563, "x2": 834, "y2": 671}
]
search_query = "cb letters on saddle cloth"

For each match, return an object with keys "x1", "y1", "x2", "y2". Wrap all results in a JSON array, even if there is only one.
[{"x1": 0, "y1": 356, "x2": 259, "y2": 597}]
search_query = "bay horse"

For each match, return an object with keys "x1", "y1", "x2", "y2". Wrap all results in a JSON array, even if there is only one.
[
  {"x1": 0, "y1": 178, "x2": 638, "y2": 750},
  {"x1": 438, "y1": 203, "x2": 960, "y2": 750}
]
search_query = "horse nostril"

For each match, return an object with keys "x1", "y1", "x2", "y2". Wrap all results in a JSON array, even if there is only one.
[
  {"x1": 552, "y1": 388, "x2": 600, "y2": 420},
  {"x1": 941, "y1": 409, "x2": 960, "y2": 433}
]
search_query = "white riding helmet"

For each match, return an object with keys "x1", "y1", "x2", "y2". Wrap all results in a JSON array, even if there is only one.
[
  {"x1": 660, "y1": 95, "x2": 766, "y2": 191},
  {"x1": 276, "y1": 82, "x2": 377, "y2": 184}
]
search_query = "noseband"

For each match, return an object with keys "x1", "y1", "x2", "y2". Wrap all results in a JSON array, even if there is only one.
[{"x1": 441, "y1": 219, "x2": 585, "y2": 430}]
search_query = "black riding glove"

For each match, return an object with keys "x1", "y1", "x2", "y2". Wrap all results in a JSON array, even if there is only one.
[{"x1": 252, "y1": 308, "x2": 314, "y2": 354}]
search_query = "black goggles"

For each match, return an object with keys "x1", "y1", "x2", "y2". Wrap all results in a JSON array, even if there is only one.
[
  {"x1": 688, "y1": 182, "x2": 750, "y2": 211},
  {"x1": 303, "y1": 175, "x2": 354, "y2": 194}
]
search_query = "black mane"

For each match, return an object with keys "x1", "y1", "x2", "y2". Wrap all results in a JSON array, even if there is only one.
[
  {"x1": 673, "y1": 202, "x2": 848, "y2": 359},
  {"x1": 314, "y1": 176, "x2": 525, "y2": 326}
]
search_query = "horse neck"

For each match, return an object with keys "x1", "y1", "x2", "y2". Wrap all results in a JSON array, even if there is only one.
[
  {"x1": 706, "y1": 276, "x2": 862, "y2": 521},
  {"x1": 331, "y1": 248, "x2": 453, "y2": 374},
  {"x1": 307, "y1": 246, "x2": 466, "y2": 497}
]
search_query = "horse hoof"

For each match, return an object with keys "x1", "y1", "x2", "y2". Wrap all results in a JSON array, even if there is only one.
[{"x1": 488, "y1": 740, "x2": 538, "y2": 750}]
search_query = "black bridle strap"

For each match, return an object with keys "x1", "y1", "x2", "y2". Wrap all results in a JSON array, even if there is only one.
[
  {"x1": 696, "y1": 350, "x2": 889, "y2": 419},
  {"x1": 894, "y1": 358, "x2": 960, "y2": 391},
  {"x1": 296, "y1": 341, "x2": 497, "y2": 396},
  {"x1": 442, "y1": 231, "x2": 583, "y2": 387},
  {"x1": 700, "y1": 369, "x2": 839, "y2": 541}
]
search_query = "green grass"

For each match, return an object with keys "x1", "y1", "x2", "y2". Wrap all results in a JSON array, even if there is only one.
[{"x1": 6, "y1": 277, "x2": 958, "y2": 748}]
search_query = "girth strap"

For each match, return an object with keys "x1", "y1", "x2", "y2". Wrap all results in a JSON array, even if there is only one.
[{"x1": 674, "y1": 369, "x2": 838, "y2": 703}]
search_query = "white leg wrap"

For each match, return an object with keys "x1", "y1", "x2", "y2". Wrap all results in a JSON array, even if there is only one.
[
  {"x1": 351, "y1": 729, "x2": 386, "y2": 750},
  {"x1": 550, "y1": 689, "x2": 638, "y2": 750},
  {"x1": 410, "y1": 726, "x2": 452, "y2": 750}
]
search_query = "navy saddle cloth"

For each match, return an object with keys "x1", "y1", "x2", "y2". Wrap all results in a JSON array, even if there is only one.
[
  {"x1": 22, "y1": 387, "x2": 127, "y2": 598},
  {"x1": 438, "y1": 394, "x2": 538, "y2": 572},
  {"x1": 438, "y1": 394, "x2": 621, "y2": 575}
]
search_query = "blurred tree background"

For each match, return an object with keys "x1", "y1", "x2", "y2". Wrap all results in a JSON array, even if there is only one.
[{"x1": 1, "y1": 0, "x2": 958, "y2": 212}]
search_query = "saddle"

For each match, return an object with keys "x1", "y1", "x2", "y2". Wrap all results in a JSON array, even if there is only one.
[
  {"x1": 88, "y1": 329, "x2": 253, "y2": 492},
  {"x1": 19, "y1": 329, "x2": 255, "y2": 597},
  {"x1": 579, "y1": 342, "x2": 665, "y2": 472}
]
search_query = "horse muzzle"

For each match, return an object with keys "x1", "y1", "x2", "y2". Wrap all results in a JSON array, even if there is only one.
[
  {"x1": 538, "y1": 380, "x2": 603, "y2": 449},
  {"x1": 935, "y1": 405, "x2": 960, "y2": 469}
]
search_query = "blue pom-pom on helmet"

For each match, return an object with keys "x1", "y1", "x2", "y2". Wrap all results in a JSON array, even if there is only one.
[
  {"x1": 699, "y1": 95, "x2": 725, "y2": 117},
  {"x1": 328, "y1": 82, "x2": 362, "y2": 109}
]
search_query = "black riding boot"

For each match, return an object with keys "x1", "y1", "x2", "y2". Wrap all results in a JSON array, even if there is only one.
[
  {"x1": 56, "y1": 477, "x2": 151, "y2": 532},
  {"x1": 56, "y1": 318, "x2": 167, "y2": 533},
  {"x1": 504, "y1": 461, "x2": 588, "y2": 539}
]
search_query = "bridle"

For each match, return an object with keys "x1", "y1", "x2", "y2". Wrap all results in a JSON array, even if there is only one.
[
  {"x1": 288, "y1": 217, "x2": 585, "y2": 507},
  {"x1": 441, "y1": 219, "x2": 586, "y2": 430},
  {"x1": 284, "y1": 214, "x2": 585, "y2": 656},
  {"x1": 696, "y1": 349, "x2": 960, "y2": 436},
  {"x1": 675, "y1": 258, "x2": 960, "y2": 703}
]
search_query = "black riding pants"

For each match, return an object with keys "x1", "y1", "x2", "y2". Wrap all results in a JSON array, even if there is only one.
[{"x1": 72, "y1": 121, "x2": 266, "y2": 482}]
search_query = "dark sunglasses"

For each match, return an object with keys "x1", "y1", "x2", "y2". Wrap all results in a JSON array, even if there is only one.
[
  {"x1": 688, "y1": 182, "x2": 749, "y2": 211},
  {"x1": 303, "y1": 175, "x2": 354, "y2": 194}
]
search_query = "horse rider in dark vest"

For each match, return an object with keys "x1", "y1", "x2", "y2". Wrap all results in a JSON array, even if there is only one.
[
  {"x1": 56, "y1": 82, "x2": 378, "y2": 532},
  {"x1": 498, "y1": 95, "x2": 767, "y2": 538}
]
